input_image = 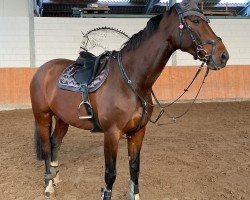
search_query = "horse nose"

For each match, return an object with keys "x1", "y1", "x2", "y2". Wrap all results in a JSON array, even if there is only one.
[{"x1": 221, "y1": 51, "x2": 229, "y2": 64}]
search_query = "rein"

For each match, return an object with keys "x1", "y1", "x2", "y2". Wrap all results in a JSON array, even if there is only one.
[
  {"x1": 117, "y1": 50, "x2": 209, "y2": 127},
  {"x1": 150, "y1": 63, "x2": 209, "y2": 123},
  {"x1": 146, "y1": 4, "x2": 222, "y2": 123},
  {"x1": 116, "y1": 4, "x2": 219, "y2": 128}
]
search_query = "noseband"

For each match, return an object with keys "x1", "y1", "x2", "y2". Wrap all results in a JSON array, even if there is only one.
[{"x1": 175, "y1": 3, "x2": 221, "y2": 64}]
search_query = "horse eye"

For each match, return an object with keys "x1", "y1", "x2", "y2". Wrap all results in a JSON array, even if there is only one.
[{"x1": 192, "y1": 19, "x2": 200, "y2": 24}]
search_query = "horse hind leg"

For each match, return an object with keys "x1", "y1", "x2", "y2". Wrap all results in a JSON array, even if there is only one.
[
  {"x1": 34, "y1": 113, "x2": 56, "y2": 198},
  {"x1": 50, "y1": 117, "x2": 69, "y2": 186}
]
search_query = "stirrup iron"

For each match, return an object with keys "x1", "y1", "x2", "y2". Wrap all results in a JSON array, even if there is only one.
[
  {"x1": 77, "y1": 84, "x2": 93, "y2": 119},
  {"x1": 77, "y1": 101, "x2": 93, "y2": 119}
]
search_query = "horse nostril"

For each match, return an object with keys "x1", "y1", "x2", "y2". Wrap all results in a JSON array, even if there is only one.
[{"x1": 221, "y1": 51, "x2": 229, "y2": 63}]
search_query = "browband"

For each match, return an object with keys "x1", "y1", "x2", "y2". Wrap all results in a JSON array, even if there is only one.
[
  {"x1": 183, "y1": 10, "x2": 210, "y2": 23},
  {"x1": 175, "y1": 3, "x2": 210, "y2": 23}
]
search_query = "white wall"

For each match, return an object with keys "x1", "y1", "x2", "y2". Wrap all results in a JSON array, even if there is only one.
[
  {"x1": 0, "y1": 15, "x2": 250, "y2": 67},
  {"x1": 34, "y1": 17, "x2": 149, "y2": 67},
  {"x1": 176, "y1": 19, "x2": 250, "y2": 66},
  {"x1": 0, "y1": 0, "x2": 30, "y2": 17},
  {"x1": 34, "y1": 17, "x2": 250, "y2": 67},
  {"x1": 0, "y1": 0, "x2": 34, "y2": 67},
  {"x1": 0, "y1": 17, "x2": 30, "y2": 67}
]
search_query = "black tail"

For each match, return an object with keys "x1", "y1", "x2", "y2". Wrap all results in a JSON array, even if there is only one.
[{"x1": 34, "y1": 121, "x2": 52, "y2": 161}]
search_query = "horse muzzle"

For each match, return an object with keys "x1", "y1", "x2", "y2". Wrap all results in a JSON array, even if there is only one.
[{"x1": 206, "y1": 50, "x2": 229, "y2": 70}]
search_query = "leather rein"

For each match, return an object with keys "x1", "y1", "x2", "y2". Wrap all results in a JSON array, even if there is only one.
[{"x1": 116, "y1": 4, "x2": 221, "y2": 131}]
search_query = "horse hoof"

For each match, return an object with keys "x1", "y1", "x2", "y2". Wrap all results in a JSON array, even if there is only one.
[
  {"x1": 53, "y1": 173, "x2": 61, "y2": 188},
  {"x1": 53, "y1": 182, "x2": 60, "y2": 188},
  {"x1": 128, "y1": 193, "x2": 140, "y2": 200},
  {"x1": 134, "y1": 194, "x2": 140, "y2": 200},
  {"x1": 44, "y1": 192, "x2": 56, "y2": 199},
  {"x1": 45, "y1": 192, "x2": 51, "y2": 199},
  {"x1": 44, "y1": 180, "x2": 55, "y2": 199},
  {"x1": 44, "y1": 190, "x2": 56, "y2": 200},
  {"x1": 53, "y1": 183, "x2": 59, "y2": 188},
  {"x1": 101, "y1": 187, "x2": 112, "y2": 200}
]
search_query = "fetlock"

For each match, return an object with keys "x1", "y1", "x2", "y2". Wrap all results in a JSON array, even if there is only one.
[
  {"x1": 101, "y1": 187, "x2": 112, "y2": 200},
  {"x1": 128, "y1": 181, "x2": 140, "y2": 200},
  {"x1": 44, "y1": 167, "x2": 57, "y2": 198}
]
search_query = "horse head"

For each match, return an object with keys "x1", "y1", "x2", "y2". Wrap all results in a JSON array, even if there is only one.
[{"x1": 172, "y1": 0, "x2": 229, "y2": 70}]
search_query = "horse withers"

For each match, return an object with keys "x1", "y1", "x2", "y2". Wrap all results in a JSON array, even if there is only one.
[{"x1": 30, "y1": 0, "x2": 229, "y2": 199}]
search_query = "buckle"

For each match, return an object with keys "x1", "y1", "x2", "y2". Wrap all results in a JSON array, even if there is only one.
[{"x1": 196, "y1": 47, "x2": 208, "y2": 61}]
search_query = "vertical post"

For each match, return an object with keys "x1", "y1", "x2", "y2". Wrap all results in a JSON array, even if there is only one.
[
  {"x1": 169, "y1": 0, "x2": 176, "y2": 8},
  {"x1": 144, "y1": 0, "x2": 157, "y2": 14},
  {"x1": 170, "y1": 0, "x2": 177, "y2": 66},
  {"x1": 28, "y1": 0, "x2": 36, "y2": 67},
  {"x1": 201, "y1": 1, "x2": 204, "y2": 11}
]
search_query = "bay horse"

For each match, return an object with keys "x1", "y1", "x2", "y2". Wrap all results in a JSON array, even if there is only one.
[{"x1": 30, "y1": 0, "x2": 229, "y2": 199}]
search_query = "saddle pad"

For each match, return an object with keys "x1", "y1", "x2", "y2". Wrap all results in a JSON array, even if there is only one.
[{"x1": 57, "y1": 64, "x2": 109, "y2": 93}]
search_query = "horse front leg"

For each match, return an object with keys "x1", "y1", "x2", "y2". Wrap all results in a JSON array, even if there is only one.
[
  {"x1": 101, "y1": 129, "x2": 121, "y2": 200},
  {"x1": 127, "y1": 127, "x2": 145, "y2": 200}
]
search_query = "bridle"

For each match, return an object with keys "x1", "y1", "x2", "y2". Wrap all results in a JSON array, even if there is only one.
[
  {"x1": 116, "y1": 4, "x2": 222, "y2": 131},
  {"x1": 175, "y1": 3, "x2": 222, "y2": 65}
]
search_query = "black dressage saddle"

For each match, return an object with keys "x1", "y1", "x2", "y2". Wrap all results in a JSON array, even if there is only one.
[{"x1": 58, "y1": 51, "x2": 111, "y2": 132}]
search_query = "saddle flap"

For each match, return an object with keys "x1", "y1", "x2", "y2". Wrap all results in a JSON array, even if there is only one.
[{"x1": 74, "y1": 64, "x2": 94, "y2": 85}]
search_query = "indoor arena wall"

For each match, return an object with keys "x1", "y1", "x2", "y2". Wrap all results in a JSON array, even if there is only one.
[{"x1": 0, "y1": 16, "x2": 249, "y2": 104}]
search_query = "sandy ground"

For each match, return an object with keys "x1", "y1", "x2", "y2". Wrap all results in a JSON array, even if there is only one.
[{"x1": 0, "y1": 101, "x2": 249, "y2": 200}]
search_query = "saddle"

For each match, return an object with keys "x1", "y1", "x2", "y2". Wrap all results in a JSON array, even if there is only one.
[
  {"x1": 58, "y1": 51, "x2": 111, "y2": 132},
  {"x1": 75, "y1": 51, "x2": 106, "y2": 85}
]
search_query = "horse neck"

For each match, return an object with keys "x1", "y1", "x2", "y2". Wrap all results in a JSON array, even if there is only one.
[{"x1": 121, "y1": 14, "x2": 177, "y2": 94}]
